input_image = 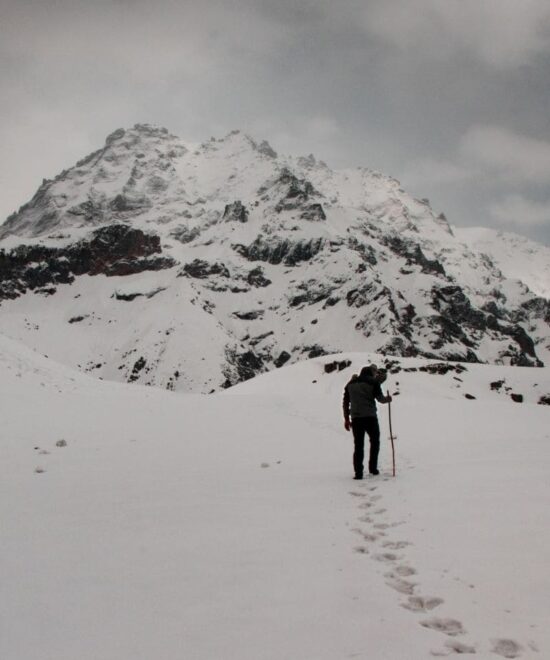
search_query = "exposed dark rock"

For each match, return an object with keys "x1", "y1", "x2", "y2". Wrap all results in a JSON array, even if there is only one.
[
  {"x1": 249, "y1": 331, "x2": 274, "y2": 346},
  {"x1": 222, "y1": 348, "x2": 265, "y2": 388},
  {"x1": 464, "y1": 393, "x2": 476, "y2": 400},
  {"x1": 114, "y1": 287, "x2": 166, "y2": 301},
  {"x1": 348, "y1": 238, "x2": 377, "y2": 266},
  {"x1": 289, "y1": 281, "x2": 334, "y2": 307},
  {"x1": 247, "y1": 266, "x2": 272, "y2": 288},
  {"x1": 128, "y1": 356, "x2": 147, "y2": 382},
  {"x1": 510, "y1": 393, "x2": 524, "y2": 403},
  {"x1": 67, "y1": 197, "x2": 106, "y2": 224},
  {"x1": 519, "y1": 297, "x2": 550, "y2": 324},
  {"x1": 383, "y1": 236, "x2": 446, "y2": 276},
  {"x1": 490, "y1": 380, "x2": 505, "y2": 391},
  {"x1": 418, "y1": 362, "x2": 467, "y2": 375},
  {"x1": 223, "y1": 201, "x2": 249, "y2": 223},
  {"x1": 538, "y1": 394, "x2": 550, "y2": 405},
  {"x1": 431, "y1": 286, "x2": 487, "y2": 331},
  {"x1": 179, "y1": 259, "x2": 230, "y2": 279},
  {"x1": 274, "y1": 168, "x2": 318, "y2": 212},
  {"x1": 257, "y1": 140, "x2": 277, "y2": 159},
  {"x1": 301, "y1": 344, "x2": 328, "y2": 359},
  {"x1": 114, "y1": 292, "x2": 143, "y2": 301},
  {"x1": 300, "y1": 204, "x2": 326, "y2": 222},
  {"x1": 109, "y1": 193, "x2": 151, "y2": 213},
  {"x1": 171, "y1": 225, "x2": 201, "y2": 244},
  {"x1": 0, "y1": 225, "x2": 174, "y2": 302},
  {"x1": 324, "y1": 359, "x2": 352, "y2": 374},
  {"x1": 68, "y1": 315, "x2": 88, "y2": 324},
  {"x1": 233, "y1": 236, "x2": 325, "y2": 266},
  {"x1": 274, "y1": 351, "x2": 291, "y2": 368},
  {"x1": 232, "y1": 310, "x2": 264, "y2": 320},
  {"x1": 346, "y1": 282, "x2": 378, "y2": 308}
]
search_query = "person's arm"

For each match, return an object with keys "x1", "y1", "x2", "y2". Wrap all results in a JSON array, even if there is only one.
[
  {"x1": 374, "y1": 382, "x2": 392, "y2": 404},
  {"x1": 342, "y1": 386, "x2": 351, "y2": 431}
]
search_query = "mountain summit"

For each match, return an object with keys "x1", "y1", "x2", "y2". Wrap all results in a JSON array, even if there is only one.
[{"x1": 0, "y1": 124, "x2": 548, "y2": 391}]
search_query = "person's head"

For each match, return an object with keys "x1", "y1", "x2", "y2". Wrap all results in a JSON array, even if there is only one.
[{"x1": 359, "y1": 364, "x2": 378, "y2": 380}]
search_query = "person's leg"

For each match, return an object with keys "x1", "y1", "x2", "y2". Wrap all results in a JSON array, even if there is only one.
[
  {"x1": 351, "y1": 418, "x2": 366, "y2": 478},
  {"x1": 365, "y1": 416, "x2": 380, "y2": 474}
]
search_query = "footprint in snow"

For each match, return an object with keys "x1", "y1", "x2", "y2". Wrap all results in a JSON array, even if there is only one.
[
  {"x1": 382, "y1": 540, "x2": 411, "y2": 550},
  {"x1": 356, "y1": 531, "x2": 379, "y2": 543},
  {"x1": 431, "y1": 640, "x2": 477, "y2": 656},
  {"x1": 354, "y1": 546, "x2": 369, "y2": 555},
  {"x1": 402, "y1": 596, "x2": 444, "y2": 612},
  {"x1": 373, "y1": 552, "x2": 400, "y2": 563},
  {"x1": 491, "y1": 639, "x2": 523, "y2": 658},
  {"x1": 385, "y1": 576, "x2": 417, "y2": 595},
  {"x1": 420, "y1": 617, "x2": 465, "y2": 637},
  {"x1": 393, "y1": 564, "x2": 417, "y2": 577}
]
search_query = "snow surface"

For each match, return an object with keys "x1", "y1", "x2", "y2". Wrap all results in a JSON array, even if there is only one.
[{"x1": 1, "y1": 334, "x2": 549, "y2": 659}]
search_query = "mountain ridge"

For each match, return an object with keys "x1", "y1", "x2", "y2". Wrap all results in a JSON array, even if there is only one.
[{"x1": 0, "y1": 123, "x2": 548, "y2": 392}]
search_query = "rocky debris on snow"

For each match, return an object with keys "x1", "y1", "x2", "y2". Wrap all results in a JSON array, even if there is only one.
[
  {"x1": 128, "y1": 356, "x2": 148, "y2": 383},
  {"x1": 223, "y1": 201, "x2": 248, "y2": 223},
  {"x1": 510, "y1": 393, "x2": 524, "y2": 403},
  {"x1": 538, "y1": 394, "x2": 550, "y2": 405},
  {"x1": 232, "y1": 310, "x2": 264, "y2": 320},
  {"x1": 464, "y1": 393, "x2": 476, "y2": 400},
  {"x1": 274, "y1": 351, "x2": 291, "y2": 368},
  {"x1": 418, "y1": 362, "x2": 467, "y2": 376},
  {"x1": 56, "y1": 439, "x2": 67, "y2": 447},
  {"x1": 324, "y1": 359, "x2": 352, "y2": 373}
]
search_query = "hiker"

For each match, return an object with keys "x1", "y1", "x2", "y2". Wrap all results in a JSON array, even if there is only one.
[{"x1": 342, "y1": 364, "x2": 392, "y2": 479}]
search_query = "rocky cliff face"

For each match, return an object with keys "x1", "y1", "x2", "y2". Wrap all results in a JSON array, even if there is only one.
[{"x1": 0, "y1": 123, "x2": 548, "y2": 392}]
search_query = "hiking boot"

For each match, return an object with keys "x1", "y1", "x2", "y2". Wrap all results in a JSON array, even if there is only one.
[
  {"x1": 369, "y1": 469, "x2": 379, "y2": 476},
  {"x1": 353, "y1": 474, "x2": 363, "y2": 480}
]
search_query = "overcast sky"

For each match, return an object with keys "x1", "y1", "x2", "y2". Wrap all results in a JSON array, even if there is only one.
[{"x1": 1, "y1": 0, "x2": 550, "y2": 245}]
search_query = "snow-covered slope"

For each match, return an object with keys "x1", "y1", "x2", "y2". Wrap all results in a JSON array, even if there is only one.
[
  {"x1": 1, "y1": 124, "x2": 549, "y2": 392},
  {"x1": 1, "y1": 338, "x2": 549, "y2": 659},
  {"x1": 455, "y1": 226, "x2": 550, "y2": 300}
]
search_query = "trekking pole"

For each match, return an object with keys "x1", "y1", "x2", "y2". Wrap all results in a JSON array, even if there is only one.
[{"x1": 388, "y1": 399, "x2": 396, "y2": 477}]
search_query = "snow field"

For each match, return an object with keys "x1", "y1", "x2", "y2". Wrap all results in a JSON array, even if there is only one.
[{"x1": 1, "y1": 340, "x2": 549, "y2": 659}]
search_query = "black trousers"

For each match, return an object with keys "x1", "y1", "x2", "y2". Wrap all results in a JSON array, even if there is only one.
[{"x1": 351, "y1": 416, "x2": 380, "y2": 476}]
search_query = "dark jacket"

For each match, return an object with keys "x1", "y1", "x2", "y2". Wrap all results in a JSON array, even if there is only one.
[{"x1": 343, "y1": 367, "x2": 387, "y2": 420}]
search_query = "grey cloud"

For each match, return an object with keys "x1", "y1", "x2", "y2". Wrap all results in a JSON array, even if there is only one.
[
  {"x1": 489, "y1": 195, "x2": 550, "y2": 229},
  {"x1": 459, "y1": 125, "x2": 550, "y2": 185},
  {"x1": 1, "y1": 0, "x2": 549, "y2": 245},
  {"x1": 362, "y1": 0, "x2": 550, "y2": 69}
]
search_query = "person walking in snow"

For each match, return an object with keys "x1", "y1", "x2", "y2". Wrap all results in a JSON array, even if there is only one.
[{"x1": 342, "y1": 364, "x2": 392, "y2": 479}]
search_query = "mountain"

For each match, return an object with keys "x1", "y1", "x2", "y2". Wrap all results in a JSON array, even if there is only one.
[{"x1": 0, "y1": 123, "x2": 548, "y2": 392}]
